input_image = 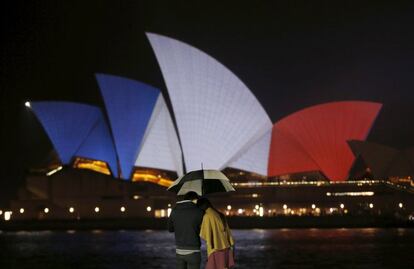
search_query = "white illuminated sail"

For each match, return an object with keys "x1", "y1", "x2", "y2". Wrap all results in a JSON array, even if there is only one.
[
  {"x1": 135, "y1": 94, "x2": 183, "y2": 176},
  {"x1": 228, "y1": 129, "x2": 272, "y2": 175},
  {"x1": 147, "y1": 33, "x2": 272, "y2": 172}
]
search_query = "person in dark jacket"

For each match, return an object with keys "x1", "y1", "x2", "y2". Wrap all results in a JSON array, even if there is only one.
[{"x1": 168, "y1": 191, "x2": 204, "y2": 269}]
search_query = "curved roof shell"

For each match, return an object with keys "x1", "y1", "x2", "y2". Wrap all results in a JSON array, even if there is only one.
[
  {"x1": 349, "y1": 140, "x2": 414, "y2": 178},
  {"x1": 228, "y1": 130, "x2": 272, "y2": 175},
  {"x1": 134, "y1": 94, "x2": 183, "y2": 176},
  {"x1": 96, "y1": 74, "x2": 160, "y2": 179},
  {"x1": 31, "y1": 102, "x2": 118, "y2": 175},
  {"x1": 348, "y1": 140, "x2": 398, "y2": 179},
  {"x1": 268, "y1": 101, "x2": 382, "y2": 181},
  {"x1": 147, "y1": 33, "x2": 272, "y2": 172}
]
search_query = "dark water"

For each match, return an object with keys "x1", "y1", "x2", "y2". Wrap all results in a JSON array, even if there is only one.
[{"x1": 0, "y1": 228, "x2": 413, "y2": 269}]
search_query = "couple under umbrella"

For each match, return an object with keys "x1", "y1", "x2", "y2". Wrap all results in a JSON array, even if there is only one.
[{"x1": 167, "y1": 169, "x2": 236, "y2": 269}]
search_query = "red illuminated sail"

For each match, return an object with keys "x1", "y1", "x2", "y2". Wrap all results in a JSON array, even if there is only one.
[{"x1": 268, "y1": 101, "x2": 382, "y2": 181}]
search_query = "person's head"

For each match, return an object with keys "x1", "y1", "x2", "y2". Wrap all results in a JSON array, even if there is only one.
[
  {"x1": 197, "y1": 197, "x2": 212, "y2": 211},
  {"x1": 183, "y1": 191, "x2": 199, "y2": 202}
]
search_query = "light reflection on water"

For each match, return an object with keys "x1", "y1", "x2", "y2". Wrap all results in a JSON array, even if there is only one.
[{"x1": 0, "y1": 228, "x2": 413, "y2": 268}]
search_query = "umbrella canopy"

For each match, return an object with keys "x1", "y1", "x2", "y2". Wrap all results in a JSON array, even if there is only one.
[{"x1": 167, "y1": 169, "x2": 235, "y2": 196}]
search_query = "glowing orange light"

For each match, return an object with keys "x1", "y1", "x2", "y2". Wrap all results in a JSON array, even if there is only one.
[
  {"x1": 132, "y1": 171, "x2": 173, "y2": 187},
  {"x1": 73, "y1": 157, "x2": 111, "y2": 175}
]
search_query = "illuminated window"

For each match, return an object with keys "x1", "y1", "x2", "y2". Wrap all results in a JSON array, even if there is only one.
[
  {"x1": 259, "y1": 206, "x2": 264, "y2": 217},
  {"x1": 132, "y1": 170, "x2": 173, "y2": 187},
  {"x1": 73, "y1": 158, "x2": 111, "y2": 175},
  {"x1": 326, "y1": 191, "x2": 374, "y2": 197}
]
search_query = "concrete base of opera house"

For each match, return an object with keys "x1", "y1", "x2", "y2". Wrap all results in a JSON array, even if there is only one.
[{"x1": 1, "y1": 216, "x2": 413, "y2": 231}]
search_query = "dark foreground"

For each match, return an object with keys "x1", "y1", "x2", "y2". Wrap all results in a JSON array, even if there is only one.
[{"x1": 0, "y1": 228, "x2": 413, "y2": 269}]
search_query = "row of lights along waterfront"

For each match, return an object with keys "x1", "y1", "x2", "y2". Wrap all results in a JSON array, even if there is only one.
[
  {"x1": 228, "y1": 202, "x2": 405, "y2": 217},
  {"x1": 9, "y1": 206, "x2": 153, "y2": 215},
  {"x1": 2, "y1": 202, "x2": 406, "y2": 221}
]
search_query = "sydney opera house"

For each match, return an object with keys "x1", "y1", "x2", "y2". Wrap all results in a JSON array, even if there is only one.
[{"x1": 5, "y1": 33, "x2": 413, "y2": 224}]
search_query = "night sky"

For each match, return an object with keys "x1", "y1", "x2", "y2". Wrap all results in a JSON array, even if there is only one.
[{"x1": 1, "y1": 1, "x2": 414, "y2": 205}]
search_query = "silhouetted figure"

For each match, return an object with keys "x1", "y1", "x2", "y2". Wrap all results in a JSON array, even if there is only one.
[
  {"x1": 168, "y1": 191, "x2": 204, "y2": 269},
  {"x1": 198, "y1": 198, "x2": 235, "y2": 269}
]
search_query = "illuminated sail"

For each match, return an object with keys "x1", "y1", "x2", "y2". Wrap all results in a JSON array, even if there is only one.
[
  {"x1": 134, "y1": 94, "x2": 183, "y2": 176},
  {"x1": 268, "y1": 101, "x2": 382, "y2": 181},
  {"x1": 147, "y1": 33, "x2": 272, "y2": 173}
]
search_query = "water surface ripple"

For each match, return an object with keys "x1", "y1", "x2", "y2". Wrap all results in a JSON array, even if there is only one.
[{"x1": 0, "y1": 228, "x2": 412, "y2": 268}]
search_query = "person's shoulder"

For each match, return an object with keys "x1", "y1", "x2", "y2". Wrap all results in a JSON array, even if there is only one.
[
  {"x1": 202, "y1": 208, "x2": 216, "y2": 219},
  {"x1": 206, "y1": 207, "x2": 219, "y2": 216},
  {"x1": 206, "y1": 208, "x2": 224, "y2": 222}
]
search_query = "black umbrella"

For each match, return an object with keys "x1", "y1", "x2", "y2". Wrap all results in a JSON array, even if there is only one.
[{"x1": 167, "y1": 169, "x2": 235, "y2": 196}]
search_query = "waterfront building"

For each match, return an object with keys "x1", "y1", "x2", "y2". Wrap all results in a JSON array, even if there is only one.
[{"x1": 8, "y1": 33, "x2": 413, "y2": 223}]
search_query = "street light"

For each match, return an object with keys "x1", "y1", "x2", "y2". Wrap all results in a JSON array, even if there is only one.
[
  {"x1": 340, "y1": 203, "x2": 345, "y2": 209},
  {"x1": 69, "y1": 207, "x2": 75, "y2": 213},
  {"x1": 25, "y1": 101, "x2": 31, "y2": 108},
  {"x1": 369, "y1": 203, "x2": 374, "y2": 209},
  {"x1": 311, "y1": 204, "x2": 316, "y2": 209},
  {"x1": 146, "y1": 206, "x2": 152, "y2": 212},
  {"x1": 398, "y1": 203, "x2": 403, "y2": 208},
  {"x1": 4, "y1": 211, "x2": 12, "y2": 221},
  {"x1": 94, "y1": 207, "x2": 100, "y2": 213},
  {"x1": 44, "y1": 208, "x2": 49, "y2": 214},
  {"x1": 19, "y1": 208, "x2": 25, "y2": 214},
  {"x1": 120, "y1": 206, "x2": 126, "y2": 212}
]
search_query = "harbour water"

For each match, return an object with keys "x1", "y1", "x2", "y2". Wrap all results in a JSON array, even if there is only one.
[{"x1": 0, "y1": 228, "x2": 413, "y2": 268}]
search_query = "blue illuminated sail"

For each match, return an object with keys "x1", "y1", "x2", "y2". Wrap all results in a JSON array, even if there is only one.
[
  {"x1": 31, "y1": 102, "x2": 101, "y2": 165},
  {"x1": 75, "y1": 109, "x2": 119, "y2": 177},
  {"x1": 96, "y1": 73, "x2": 159, "y2": 179}
]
